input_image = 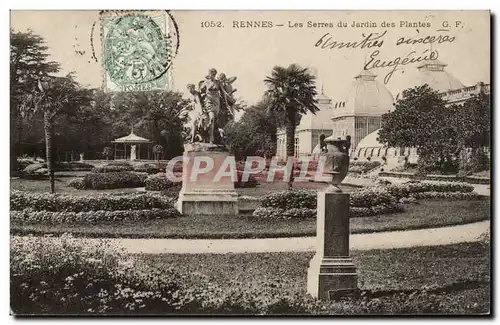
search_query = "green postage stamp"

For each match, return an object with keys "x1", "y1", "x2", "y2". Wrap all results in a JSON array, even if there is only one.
[{"x1": 100, "y1": 10, "x2": 175, "y2": 92}]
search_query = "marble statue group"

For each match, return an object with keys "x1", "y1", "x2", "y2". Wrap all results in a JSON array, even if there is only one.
[{"x1": 186, "y1": 68, "x2": 238, "y2": 145}]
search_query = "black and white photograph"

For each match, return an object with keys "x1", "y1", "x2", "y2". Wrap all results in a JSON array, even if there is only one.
[{"x1": 9, "y1": 9, "x2": 491, "y2": 316}]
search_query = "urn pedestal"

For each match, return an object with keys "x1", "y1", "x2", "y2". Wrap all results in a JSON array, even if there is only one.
[
  {"x1": 307, "y1": 191, "x2": 358, "y2": 300},
  {"x1": 176, "y1": 142, "x2": 238, "y2": 215},
  {"x1": 307, "y1": 135, "x2": 358, "y2": 300}
]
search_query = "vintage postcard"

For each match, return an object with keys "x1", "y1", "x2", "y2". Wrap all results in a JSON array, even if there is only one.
[{"x1": 10, "y1": 10, "x2": 491, "y2": 316}]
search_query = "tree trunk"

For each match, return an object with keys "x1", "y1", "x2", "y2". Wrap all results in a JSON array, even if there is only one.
[
  {"x1": 43, "y1": 111, "x2": 55, "y2": 194},
  {"x1": 285, "y1": 107, "x2": 297, "y2": 189}
]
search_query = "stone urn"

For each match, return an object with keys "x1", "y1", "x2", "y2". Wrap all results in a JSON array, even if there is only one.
[{"x1": 323, "y1": 135, "x2": 351, "y2": 192}]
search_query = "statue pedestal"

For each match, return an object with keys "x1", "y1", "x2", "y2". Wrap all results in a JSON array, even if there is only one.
[
  {"x1": 307, "y1": 191, "x2": 358, "y2": 300},
  {"x1": 176, "y1": 142, "x2": 238, "y2": 215}
]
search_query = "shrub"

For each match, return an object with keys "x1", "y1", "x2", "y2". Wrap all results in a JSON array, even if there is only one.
[
  {"x1": 145, "y1": 173, "x2": 180, "y2": 191},
  {"x1": 22, "y1": 162, "x2": 94, "y2": 174},
  {"x1": 102, "y1": 147, "x2": 113, "y2": 160},
  {"x1": 409, "y1": 192, "x2": 486, "y2": 201},
  {"x1": 10, "y1": 235, "x2": 195, "y2": 315},
  {"x1": 385, "y1": 181, "x2": 474, "y2": 200},
  {"x1": 260, "y1": 188, "x2": 399, "y2": 210},
  {"x1": 18, "y1": 158, "x2": 36, "y2": 170},
  {"x1": 68, "y1": 178, "x2": 86, "y2": 190},
  {"x1": 349, "y1": 160, "x2": 381, "y2": 174},
  {"x1": 134, "y1": 164, "x2": 161, "y2": 174},
  {"x1": 92, "y1": 165, "x2": 134, "y2": 173},
  {"x1": 10, "y1": 190, "x2": 175, "y2": 212},
  {"x1": 12, "y1": 236, "x2": 481, "y2": 315},
  {"x1": 252, "y1": 207, "x2": 316, "y2": 219},
  {"x1": 23, "y1": 163, "x2": 46, "y2": 174},
  {"x1": 11, "y1": 207, "x2": 181, "y2": 224},
  {"x1": 83, "y1": 172, "x2": 145, "y2": 190},
  {"x1": 350, "y1": 203, "x2": 405, "y2": 218},
  {"x1": 350, "y1": 187, "x2": 397, "y2": 208},
  {"x1": 398, "y1": 197, "x2": 419, "y2": 204},
  {"x1": 260, "y1": 190, "x2": 316, "y2": 210},
  {"x1": 253, "y1": 203, "x2": 404, "y2": 219},
  {"x1": 106, "y1": 161, "x2": 133, "y2": 167}
]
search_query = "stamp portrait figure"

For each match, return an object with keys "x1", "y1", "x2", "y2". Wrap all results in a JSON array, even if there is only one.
[{"x1": 103, "y1": 12, "x2": 171, "y2": 91}]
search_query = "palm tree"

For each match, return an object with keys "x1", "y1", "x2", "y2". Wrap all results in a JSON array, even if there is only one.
[
  {"x1": 264, "y1": 64, "x2": 319, "y2": 188},
  {"x1": 20, "y1": 74, "x2": 92, "y2": 193}
]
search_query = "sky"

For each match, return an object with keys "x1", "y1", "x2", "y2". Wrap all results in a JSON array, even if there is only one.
[{"x1": 10, "y1": 10, "x2": 490, "y2": 107}]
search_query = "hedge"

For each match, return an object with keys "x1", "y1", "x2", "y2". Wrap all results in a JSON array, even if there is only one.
[
  {"x1": 409, "y1": 192, "x2": 486, "y2": 201},
  {"x1": 10, "y1": 190, "x2": 175, "y2": 212},
  {"x1": 144, "y1": 173, "x2": 180, "y2": 191},
  {"x1": 92, "y1": 165, "x2": 134, "y2": 173},
  {"x1": 349, "y1": 187, "x2": 397, "y2": 208},
  {"x1": 23, "y1": 162, "x2": 94, "y2": 174},
  {"x1": 68, "y1": 178, "x2": 86, "y2": 190},
  {"x1": 252, "y1": 203, "x2": 404, "y2": 219},
  {"x1": 260, "y1": 190, "x2": 316, "y2": 210},
  {"x1": 252, "y1": 207, "x2": 316, "y2": 219},
  {"x1": 385, "y1": 181, "x2": 474, "y2": 200},
  {"x1": 106, "y1": 161, "x2": 132, "y2": 167},
  {"x1": 11, "y1": 208, "x2": 180, "y2": 224},
  {"x1": 82, "y1": 172, "x2": 147, "y2": 190},
  {"x1": 260, "y1": 187, "x2": 398, "y2": 210},
  {"x1": 349, "y1": 161, "x2": 382, "y2": 174},
  {"x1": 133, "y1": 164, "x2": 161, "y2": 174}
]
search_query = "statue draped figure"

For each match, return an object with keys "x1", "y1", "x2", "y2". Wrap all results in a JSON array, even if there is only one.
[{"x1": 186, "y1": 68, "x2": 238, "y2": 145}]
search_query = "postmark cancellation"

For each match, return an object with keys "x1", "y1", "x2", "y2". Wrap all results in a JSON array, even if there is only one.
[{"x1": 100, "y1": 10, "x2": 175, "y2": 92}]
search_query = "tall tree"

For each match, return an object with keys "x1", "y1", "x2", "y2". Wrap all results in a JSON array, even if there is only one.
[
  {"x1": 10, "y1": 29, "x2": 59, "y2": 172},
  {"x1": 450, "y1": 91, "x2": 491, "y2": 173},
  {"x1": 264, "y1": 64, "x2": 319, "y2": 188},
  {"x1": 110, "y1": 90, "x2": 191, "y2": 159},
  {"x1": 378, "y1": 84, "x2": 458, "y2": 174},
  {"x1": 20, "y1": 74, "x2": 93, "y2": 193},
  {"x1": 225, "y1": 97, "x2": 278, "y2": 160}
]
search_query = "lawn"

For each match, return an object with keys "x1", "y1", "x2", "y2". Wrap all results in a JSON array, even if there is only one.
[
  {"x1": 10, "y1": 177, "x2": 143, "y2": 196},
  {"x1": 10, "y1": 176, "x2": 359, "y2": 197},
  {"x1": 11, "y1": 199, "x2": 490, "y2": 239},
  {"x1": 136, "y1": 241, "x2": 490, "y2": 314}
]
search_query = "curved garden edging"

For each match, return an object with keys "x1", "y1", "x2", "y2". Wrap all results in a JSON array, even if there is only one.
[{"x1": 11, "y1": 220, "x2": 490, "y2": 254}]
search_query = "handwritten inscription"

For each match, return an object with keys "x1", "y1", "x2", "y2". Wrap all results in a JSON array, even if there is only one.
[
  {"x1": 365, "y1": 49, "x2": 439, "y2": 84},
  {"x1": 315, "y1": 31, "x2": 387, "y2": 50},
  {"x1": 314, "y1": 29, "x2": 456, "y2": 84}
]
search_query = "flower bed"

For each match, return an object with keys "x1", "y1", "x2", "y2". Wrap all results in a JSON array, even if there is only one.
[
  {"x1": 252, "y1": 203, "x2": 403, "y2": 220},
  {"x1": 385, "y1": 181, "x2": 474, "y2": 200},
  {"x1": 80, "y1": 172, "x2": 147, "y2": 190},
  {"x1": 23, "y1": 162, "x2": 95, "y2": 174},
  {"x1": 255, "y1": 188, "x2": 403, "y2": 219},
  {"x1": 409, "y1": 192, "x2": 486, "y2": 201},
  {"x1": 349, "y1": 160, "x2": 382, "y2": 174},
  {"x1": 10, "y1": 190, "x2": 175, "y2": 212},
  {"x1": 349, "y1": 187, "x2": 397, "y2": 208},
  {"x1": 11, "y1": 207, "x2": 180, "y2": 224},
  {"x1": 11, "y1": 235, "x2": 324, "y2": 315},
  {"x1": 144, "y1": 173, "x2": 180, "y2": 191},
  {"x1": 253, "y1": 180, "x2": 478, "y2": 220},
  {"x1": 106, "y1": 161, "x2": 133, "y2": 167},
  {"x1": 260, "y1": 188, "x2": 399, "y2": 210},
  {"x1": 260, "y1": 190, "x2": 317, "y2": 210},
  {"x1": 92, "y1": 165, "x2": 134, "y2": 173},
  {"x1": 133, "y1": 164, "x2": 161, "y2": 174}
]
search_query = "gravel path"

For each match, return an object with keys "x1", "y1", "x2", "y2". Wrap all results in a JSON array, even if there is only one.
[{"x1": 13, "y1": 220, "x2": 490, "y2": 255}]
